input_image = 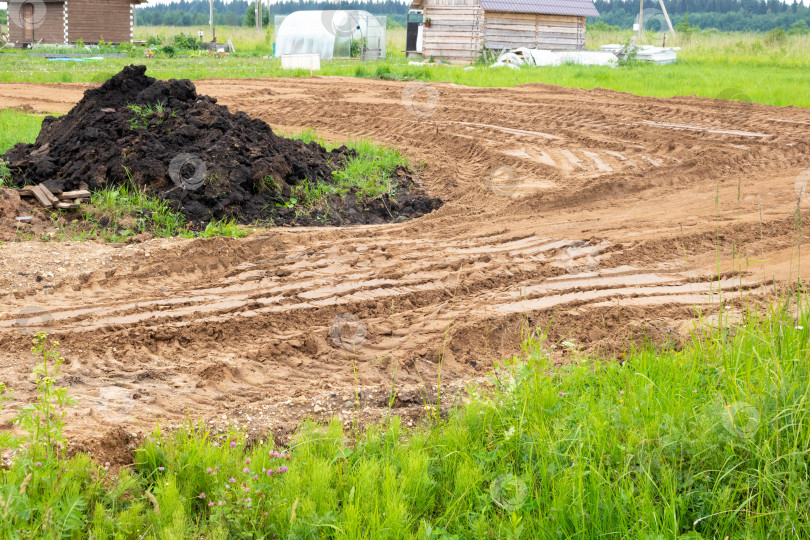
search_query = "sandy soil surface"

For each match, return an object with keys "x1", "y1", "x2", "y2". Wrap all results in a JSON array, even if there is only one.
[{"x1": 1, "y1": 77, "x2": 809, "y2": 463}]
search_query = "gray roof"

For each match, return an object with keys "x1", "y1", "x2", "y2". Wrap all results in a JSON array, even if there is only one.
[{"x1": 480, "y1": 0, "x2": 600, "y2": 17}]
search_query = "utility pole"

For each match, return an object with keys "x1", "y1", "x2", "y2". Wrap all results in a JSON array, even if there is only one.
[
  {"x1": 659, "y1": 0, "x2": 676, "y2": 38},
  {"x1": 209, "y1": 0, "x2": 215, "y2": 41},
  {"x1": 638, "y1": 0, "x2": 644, "y2": 41},
  {"x1": 256, "y1": 0, "x2": 261, "y2": 33}
]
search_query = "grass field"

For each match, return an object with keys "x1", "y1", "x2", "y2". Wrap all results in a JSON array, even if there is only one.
[
  {"x1": 0, "y1": 27, "x2": 808, "y2": 108},
  {"x1": 2, "y1": 298, "x2": 809, "y2": 537}
]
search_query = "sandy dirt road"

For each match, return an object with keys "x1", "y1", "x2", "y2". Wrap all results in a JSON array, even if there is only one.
[{"x1": 0, "y1": 77, "x2": 809, "y2": 459}]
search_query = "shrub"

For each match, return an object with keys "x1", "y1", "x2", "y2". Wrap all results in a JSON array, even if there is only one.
[
  {"x1": 589, "y1": 20, "x2": 621, "y2": 32},
  {"x1": 674, "y1": 13, "x2": 696, "y2": 39},
  {"x1": 789, "y1": 20, "x2": 809, "y2": 36},
  {"x1": 765, "y1": 27, "x2": 787, "y2": 46},
  {"x1": 172, "y1": 33, "x2": 202, "y2": 51}
]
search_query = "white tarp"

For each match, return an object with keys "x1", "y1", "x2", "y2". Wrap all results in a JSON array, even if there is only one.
[{"x1": 491, "y1": 47, "x2": 618, "y2": 69}]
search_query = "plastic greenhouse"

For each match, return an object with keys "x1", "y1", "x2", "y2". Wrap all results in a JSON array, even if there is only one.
[{"x1": 274, "y1": 10, "x2": 387, "y2": 60}]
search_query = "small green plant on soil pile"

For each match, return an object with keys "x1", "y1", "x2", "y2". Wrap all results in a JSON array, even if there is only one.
[
  {"x1": 53, "y1": 182, "x2": 248, "y2": 242},
  {"x1": 279, "y1": 129, "x2": 409, "y2": 210},
  {"x1": 126, "y1": 101, "x2": 173, "y2": 130}
]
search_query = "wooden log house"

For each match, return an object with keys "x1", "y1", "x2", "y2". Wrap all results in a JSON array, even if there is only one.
[
  {"x1": 410, "y1": 0, "x2": 600, "y2": 62},
  {"x1": 6, "y1": 0, "x2": 145, "y2": 45}
]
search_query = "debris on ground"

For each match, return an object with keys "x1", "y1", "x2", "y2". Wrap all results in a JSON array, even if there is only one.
[
  {"x1": 601, "y1": 43, "x2": 679, "y2": 64},
  {"x1": 19, "y1": 184, "x2": 90, "y2": 209},
  {"x1": 491, "y1": 47, "x2": 618, "y2": 68},
  {"x1": 3, "y1": 65, "x2": 441, "y2": 227}
]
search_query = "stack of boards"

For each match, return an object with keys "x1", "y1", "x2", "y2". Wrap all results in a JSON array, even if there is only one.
[{"x1": 19, "y1": 184, "x2": 91, "y2": 210}]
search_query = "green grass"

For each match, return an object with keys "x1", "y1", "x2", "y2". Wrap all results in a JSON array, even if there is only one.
[
  {"x1": 0, "y1": 109, "x2": 47, "y2": 187},
  {"x1": 1, "y1": 29, "x2": 810, "y2": 108},
  {"x1": 0, "y1": 109, "x2": 46, "y2": 154},
  {"x1": 278, "y1": 130, "x2": 409, "y2": 209},
  {"x1": 43, "y1": 183, "x2": 248, "y2": 243},
  {"x1": 1, "y1": 297, "x2": 809, "y2": 537}
]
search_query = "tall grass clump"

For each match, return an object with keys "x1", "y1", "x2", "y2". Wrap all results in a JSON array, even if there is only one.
[
  {"x1": 67, "y1": 183, "x2": 248, "y2": 241},
  {"x1": 282, "y1": 130, "x2": 409, "y2": 207}
]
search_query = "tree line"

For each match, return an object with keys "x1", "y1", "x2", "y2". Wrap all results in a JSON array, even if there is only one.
[
  {"x1": 134, "y1": 0, "x2": 410, "y2": 27},
  {"x1": 131, "y1": 0, "x2": 810, "y2": 33},
  {"x1": 590, "y1": 0, "x2": 810, "y2": 32}
]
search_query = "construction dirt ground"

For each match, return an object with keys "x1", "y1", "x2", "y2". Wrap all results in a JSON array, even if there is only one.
[{"x1": 0, "y1": 77, "x2": 809, "y2": 464}]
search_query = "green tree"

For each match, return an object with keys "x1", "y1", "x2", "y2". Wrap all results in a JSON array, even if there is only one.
[
  {"x1": 243, "y1": 1, "x2": 269, "y2": 27},
  {"x1": 789, "y1": 19, "x2": 809, "y2": 34}
]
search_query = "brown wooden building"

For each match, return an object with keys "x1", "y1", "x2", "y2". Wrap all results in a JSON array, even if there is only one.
[
  {"x1": 409, "y1": 0, "x2": 600, "y2": 62},
  {"x1": 6, "y1": 0, "x2": 145, "y2": 45}
]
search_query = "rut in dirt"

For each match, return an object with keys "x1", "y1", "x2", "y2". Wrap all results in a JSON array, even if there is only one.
[{"x1": 2, "y1": 65, "x2": 441, "y2": 227}]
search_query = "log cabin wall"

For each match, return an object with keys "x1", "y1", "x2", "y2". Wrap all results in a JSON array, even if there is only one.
[
  {"x1": 7, "y1": 1, "x2": 66, "y2": 44},
  {"x1": 484, "y1": 12, "x2": 586, "y2": 51},
  {"x1": 67, "y1": 0, "x2": 133, "y2": 43},
  {"x1": 421, "y1": 0, "x2": 485, "y2": 62}
]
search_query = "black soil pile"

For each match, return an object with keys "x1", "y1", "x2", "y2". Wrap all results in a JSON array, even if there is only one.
[{"x1": 3, "y1": 65, "x2": 441, "y2": 227}]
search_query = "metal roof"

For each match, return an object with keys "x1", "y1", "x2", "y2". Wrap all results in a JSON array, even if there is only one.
[{"x1": 479, "y1": 0, "x2": 600, "y2": 17}]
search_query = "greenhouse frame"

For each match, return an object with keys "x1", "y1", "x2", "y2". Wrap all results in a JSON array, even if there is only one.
[{"x1": 274, "y1": 10, "x2": 387, "y2": 60}]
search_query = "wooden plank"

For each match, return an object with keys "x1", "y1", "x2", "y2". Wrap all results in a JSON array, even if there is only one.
[
  {"x1": 425, "y1": 38, "x2": 480, "y2": 46},
  {"x1": 424, "y1": 45, "x2": 480, "y2": 52},
  {"x1": 37, "y1": 184, "x2": 60, "y2": 206},
  {"x1": 30, "y1": 185, "x2": 53, "y2": 208},
  {"x1": 485, "y1": 12, "x2": 580, "y2": 23},
  {"x1": 486, "y1": 23, "x2": 581, "y2": 30},
  {"x1": 18, "y1": 188, "x2": 35, "y2": 197},
  {"x1": 423, "y1": 46, "x2": 478, "y2": 55},
  {"x1": 485, "y1": 30, "x2": 536, "y2": 37},
  {"x1": 486, "y1": 39, "x2": 578, "y2": 48},
  {"x1": 487, "y1": 31, "x2": 581, "y2": 40},
  {"x1": 58, "y1": 190, "x2": 91, "y2": 200},
  {"x1": 485, "y1": 24, "x2": 537, "y2": 31},
  {"x1": 55, "y1": 202, "x2": 81, "y2": 210},
  {"x1": 428, "y1": 19, "x2": 479, "y2": 25}
]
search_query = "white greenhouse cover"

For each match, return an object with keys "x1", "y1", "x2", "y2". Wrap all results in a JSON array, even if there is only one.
[{"x1": 274, "y1": 10, "x2": 386, "y2": 60}]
